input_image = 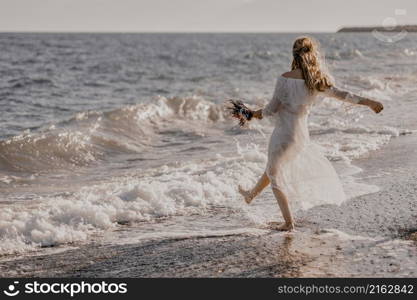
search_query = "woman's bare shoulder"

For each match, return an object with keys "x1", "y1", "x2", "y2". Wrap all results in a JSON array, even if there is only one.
[{"x1": 281, "y1": 69, "x2": 303, "y2": 79}]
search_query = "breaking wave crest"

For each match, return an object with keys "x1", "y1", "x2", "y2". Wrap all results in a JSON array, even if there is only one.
[{"x1": 0, "y1": 96, "x2": 226, "y2": 173}]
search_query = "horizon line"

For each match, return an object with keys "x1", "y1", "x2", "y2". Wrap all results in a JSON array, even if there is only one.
[
  {"x1": 2, "y1": 24, "x2": 415, "y2": 34},
  {"x1": 0, "y1": 30, "x2": 340, "y2": 34}
]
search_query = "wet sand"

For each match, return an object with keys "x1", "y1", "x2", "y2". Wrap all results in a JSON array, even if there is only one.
[{"x1": 1, "y1": 134, "x2": 416, "y2": 278}]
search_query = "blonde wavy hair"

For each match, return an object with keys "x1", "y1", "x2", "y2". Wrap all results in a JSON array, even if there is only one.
[{"x1": 291, "y1": 36, "x2": 333, "y2": 93}]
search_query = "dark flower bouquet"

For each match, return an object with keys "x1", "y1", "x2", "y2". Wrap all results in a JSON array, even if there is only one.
[{"x1": 226, "y1": 100, "x2": 254, "y2": 126}]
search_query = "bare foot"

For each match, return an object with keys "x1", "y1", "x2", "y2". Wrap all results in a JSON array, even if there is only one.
[
  {"x1": 267, "y1": 221, "x2": 295, "y2": 231},
  {"x1": 238, "y1": 185, "x2": 253, "y2": 204}
]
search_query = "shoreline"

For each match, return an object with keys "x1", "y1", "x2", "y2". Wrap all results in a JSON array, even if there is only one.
[{"x1": 1, "y1": 133, "x2": 416, "y2": 277}]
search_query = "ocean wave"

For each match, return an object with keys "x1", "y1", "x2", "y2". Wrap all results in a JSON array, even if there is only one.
[
  {"x1": 403, "y1": 48, "x2": 416, "y2": 57},
  {"x1": 346, "y1": 75, "x2": 400, "y2": 98},
  {"x1": 0, "y1": 96, "x2": 227, "y2": 174},
  {"x1": 327, "y1": 49, "x2": 365, "y2": 60},
  {"x1": 309, "y1": 121, "x2": 409, "y2": 161},
  {"x1": 0, "y1": 91, "x2": 406, "y2": 175},
  {"x1": 8, "y1": 77, "x2": 55, "y2": 89},
  {"x1": 1, "y1": 139, "x2": 355, "y2": 255},
  {"x1": 0, "y1": 134, "x2": 388, "y2": 255},
  {"x1": 243, "y1": 50, "x2": 274, "y2": 59},
  {"x1": 0, "y1": 143, "x2": 263, "y2": 255}
]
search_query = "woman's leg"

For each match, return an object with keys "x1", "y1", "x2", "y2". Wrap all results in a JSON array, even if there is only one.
[
  {"x1": 270, "y1": 187, "x2": 294, "y2": 231},
  {"x1": 238, "y1": 172, "x2": 270, "y2": 204}
]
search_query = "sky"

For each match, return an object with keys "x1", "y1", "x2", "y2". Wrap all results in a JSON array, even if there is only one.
[{"x1": 0, "y1": 0, "x2": 416, "y2": 32}]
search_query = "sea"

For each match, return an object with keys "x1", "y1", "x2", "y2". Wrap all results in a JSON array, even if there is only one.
[{"x1": 0, "y1": 32, "x2": 416, "y2": 256}]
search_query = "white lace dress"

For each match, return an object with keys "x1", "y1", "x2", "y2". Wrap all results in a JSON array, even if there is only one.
[{"x1": 263, "y1": 75, "x2": 365, "y2": 210}]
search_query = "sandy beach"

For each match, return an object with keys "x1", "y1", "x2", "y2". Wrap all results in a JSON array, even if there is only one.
[{"x1": 1, "y1": 132, "x2": 416, "y2": 278}]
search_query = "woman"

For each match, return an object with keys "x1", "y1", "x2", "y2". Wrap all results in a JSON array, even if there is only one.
[{"x1": 238, "y1": 36, "x2": 383, "y2": 231}]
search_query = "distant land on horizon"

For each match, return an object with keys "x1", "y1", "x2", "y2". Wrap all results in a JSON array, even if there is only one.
[{"x1": 338, "y1": 25, "x2": 417, "y2": 32}]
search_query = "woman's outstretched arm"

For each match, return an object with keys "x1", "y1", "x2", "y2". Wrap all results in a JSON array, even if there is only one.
[
  {"x1": 253, "y1": 77, "x2": 285, "y2": 120},
  {"x1": 323, "y1": 86, "x2": 384, "y2": 113}
]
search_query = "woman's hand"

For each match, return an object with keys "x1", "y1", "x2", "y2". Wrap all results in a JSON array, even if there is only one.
[
  {"x1": 253, "y1": 109, "x2": 263, "y2": 119},
  {"x1": 360, "y1": 99, "x2": 384, "y2": 114}
]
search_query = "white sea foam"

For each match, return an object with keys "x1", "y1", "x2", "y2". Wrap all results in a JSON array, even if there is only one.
[
  {"x1": 318, "y1": 228, "x2": 378, "y2": 241},
  {"x1": 0, "y1": 134, "x2": 387, "y2": 255},
  {"x1": 0, "y1": 142, "x2": 263, "y2": 255},
  {"x1": 336, "y1": 163, "x2": 380, "y2": 199}
]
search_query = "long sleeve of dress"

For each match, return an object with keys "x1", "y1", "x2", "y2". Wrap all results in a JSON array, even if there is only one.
[
  {"x1": 322, "y1": 86, "x2": 367, "y2": 104},
  {"x1": 263, "y1": 78, "x2": 284, "y2": 117}
]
